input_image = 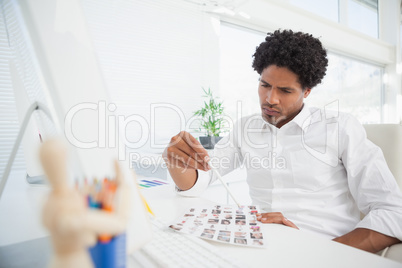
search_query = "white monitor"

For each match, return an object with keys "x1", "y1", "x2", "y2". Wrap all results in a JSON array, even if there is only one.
[
  {"x1": 18, "y1": 0, "x2": 118, "y2": 179},
  {"x1": 9, "y1": 59, "x2": 58, "y2": 185},
  {"x1": 0, "y1": 0, "x2": 61, "y2": 189},
  {"x1": 4, "y1": 0, "x2": 152, "y2": 253}
]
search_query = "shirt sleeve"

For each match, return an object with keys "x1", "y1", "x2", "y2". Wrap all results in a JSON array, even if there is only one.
[
  {"x1": 175, "y1": 169, "x2": 212, "y2": 197},
  {"x1": 340, "y1": 115, "x2": 402, "y2": 241},
  {"x1": 176, "y1": 121, "x2": 244, "y2": 197}
]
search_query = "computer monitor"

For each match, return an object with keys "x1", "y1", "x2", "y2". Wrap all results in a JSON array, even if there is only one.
[
  {"x1": 9, "y1": 58, "x2": 59, "y2": 185},
  {"x1": 18, "y1": 0, "x2": 117, "y2": 179},
  {"x1": 4, "y1": 0, "x2": 152, "y2": 252},
  {"x1": 0, "y1": 0, "x2": 61, "y2": 192}
]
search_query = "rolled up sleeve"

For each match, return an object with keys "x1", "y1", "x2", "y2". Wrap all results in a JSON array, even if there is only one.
[
  {"x1": 356, "y1": 209, "x2": 402, "y2": 241},
  {"x1": 175, "y1": 170, "x2": 212, "y2": 197},
  {"x1": 341, "y1": 115, "x2": 402, "y2": 241}
]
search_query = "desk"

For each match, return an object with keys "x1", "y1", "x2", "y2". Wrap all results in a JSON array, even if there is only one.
[
  {"x1": 0, "y1": 171, "x2": 51, "y2": 267},
  {"x1": 1, "y1": 172, "x2": 401, "y2": 268},
  {"x1": 139, "y1": 184, "x2": 402, "y2": 268}
]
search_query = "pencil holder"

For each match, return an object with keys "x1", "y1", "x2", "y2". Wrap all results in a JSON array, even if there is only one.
[{"x1": 88, "y1": 233, "x2": 127, "y2": 268}]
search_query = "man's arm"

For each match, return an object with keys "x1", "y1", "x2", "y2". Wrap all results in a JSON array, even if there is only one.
[
  {"x1": 163, "y1": 131, "x2": 210, "y2": 191},
  {"x1": 339, "y1": 115, "x2": 402, "y2": 252},
  {"x1": 333, "y1": 228, "x2": 401, "y2": 253},
  {"x1": 165, "y1": 164, "x2": 198, "y2": 191}
]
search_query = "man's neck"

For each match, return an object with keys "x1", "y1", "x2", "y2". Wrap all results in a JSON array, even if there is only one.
[{"x1": 274, "y1": 103, "x2": 305, "y2": 129}]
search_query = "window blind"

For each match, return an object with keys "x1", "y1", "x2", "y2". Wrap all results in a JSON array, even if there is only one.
[
  {"x1": 0, "y1": 1, "x2": 25, "y2": 175},
  {"x1": 81, "y1": 0, "x2": 220, "y2": 153},
  {"x1": 0, "y1": 0, "x2": 58, "y2": 178}
]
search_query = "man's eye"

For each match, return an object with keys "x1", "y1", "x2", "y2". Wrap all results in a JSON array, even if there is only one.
[{"x1": 261, "y1": 84, "x2": 270, "y2": 88}]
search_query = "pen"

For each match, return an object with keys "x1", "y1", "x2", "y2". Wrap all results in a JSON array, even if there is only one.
[{"x1": 208, "y1": 162, "x2": 241, "y2": 208}]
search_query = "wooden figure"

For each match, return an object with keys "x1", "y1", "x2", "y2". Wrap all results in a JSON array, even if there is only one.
[{"x1": 40, "y1": 139, "x2": 130, "y2": 268}]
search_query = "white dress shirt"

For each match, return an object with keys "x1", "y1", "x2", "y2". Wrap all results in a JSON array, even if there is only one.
[{"x1": 177, "y1": 105, "x2": 402, "y2": 239}]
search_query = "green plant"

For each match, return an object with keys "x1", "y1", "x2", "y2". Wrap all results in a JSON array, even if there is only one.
[{"x1": 193, "y1": 87, "x2": 227, "y2": 137}]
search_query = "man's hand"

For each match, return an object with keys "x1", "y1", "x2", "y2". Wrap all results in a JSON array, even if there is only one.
[
  {"x1": 163, "y1": 131, "x2": 210, "y2": 171},
  {"x1": 163, "y1": 131, "x2": 210, "y2": 190},
  {"x1": 256, "y1": 212, "x2": 299, "y2": 229}
]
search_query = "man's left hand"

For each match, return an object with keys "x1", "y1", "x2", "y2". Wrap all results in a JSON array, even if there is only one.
[{"x1": 256, "y1": 212, "x2": 299, "y2": 229}]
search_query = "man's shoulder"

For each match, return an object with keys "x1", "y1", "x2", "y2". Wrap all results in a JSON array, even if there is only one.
[{"x1": 305, "y1": 106, "x2": 356, "y2": 124}]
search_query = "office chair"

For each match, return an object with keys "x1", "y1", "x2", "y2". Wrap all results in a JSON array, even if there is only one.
[
  {"x1": 363, "y1": 124, "x2": 402, "y2": 190},
  {"x1": 363, "y1": 124, "x2": 402, "y2": 263}
]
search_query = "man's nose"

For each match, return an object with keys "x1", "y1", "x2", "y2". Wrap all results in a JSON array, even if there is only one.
[{"x1": 266, "y1": 88, "x2": 280, "y2": 105}]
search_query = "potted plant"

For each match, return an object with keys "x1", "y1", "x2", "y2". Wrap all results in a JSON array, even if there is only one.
[{"x1": 193, "y1": 87, "x2": 227, "y2": 149}]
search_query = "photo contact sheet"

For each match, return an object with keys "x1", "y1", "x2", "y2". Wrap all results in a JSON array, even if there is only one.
[{"x1": 169, "y1": 205, "x2": 266, "y2": 248}]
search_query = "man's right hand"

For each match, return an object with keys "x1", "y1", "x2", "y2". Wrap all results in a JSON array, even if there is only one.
[
  {"x1": 163, "y1": 131, "x2": 210, "y2": 171},
  {"x1": 162, "y1": 131, "x2": 210, "y2": 190}
]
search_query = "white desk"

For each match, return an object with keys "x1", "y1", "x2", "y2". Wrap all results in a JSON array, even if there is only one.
[
  {"x1": 1, "y1": 172, "x2": 402, "y2": 268},
  {"x1": 140, "y1": 184, "x2": 402, "y2": 268},
  {"x1": 0, "y1": 171, "x2": 51, "y2": 267}
]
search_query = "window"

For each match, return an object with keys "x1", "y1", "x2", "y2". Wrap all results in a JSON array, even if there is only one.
[
  {"x1": 0, "y1": 2, "x2": 25, "y2": 176},
  {"x1": 1, "y1": 0, "x2": 61, "y2": 182},
  {"x1": 219, "y1": 23, "x2": 264, "y2": 122},
  {"x1": 307, "y1": 53, "x2": 384, "y2": 123},
  {"x1": 287, "y1": 0, "x2": 339, "y2": 22},
  {"x1": 347, "y1": 0, "x2": 378, "y2": 39},
  {"x1": 219, "y1": 23, "x2": 384, "y2": 124},
  {"x1": 286, "y1": 0, "x2": 379, "y2": 39},
  {"x1": 81, "y1": 0, "x2": 219, "y2": 153}
]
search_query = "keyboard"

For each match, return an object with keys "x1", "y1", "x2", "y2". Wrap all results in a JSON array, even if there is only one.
[{"x1": 130, "y1": 218, "x2": 243, "y2": 267}]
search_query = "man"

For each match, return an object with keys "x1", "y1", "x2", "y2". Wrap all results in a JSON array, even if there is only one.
[{"x1": 163, "y1": 29, "x2": 402, "y2": 253}]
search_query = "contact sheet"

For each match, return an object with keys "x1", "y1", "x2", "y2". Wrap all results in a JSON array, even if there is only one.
[{"x1": 169, "y1": 205, "x2": 266, "y2": 247}]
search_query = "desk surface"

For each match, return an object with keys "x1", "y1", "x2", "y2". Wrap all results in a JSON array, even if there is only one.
[
  {"x1": 140, "y1": 184, "x2": 402, "y2": 268},
  {"x1": 0, "y1": 171, "x2": 49, "y2": 246},
  {"x1": 1, "y1": 172, "x2": 402, "y2": 268}
]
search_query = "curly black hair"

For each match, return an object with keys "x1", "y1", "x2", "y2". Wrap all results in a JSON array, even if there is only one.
[{"x1": 252, "y1": 29, "x2": 328, "y2": 89}]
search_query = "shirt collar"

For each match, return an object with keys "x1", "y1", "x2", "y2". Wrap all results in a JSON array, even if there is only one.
[
  {"x1": 260, "y1": 103, "x2": 312, "y2": 133},
  {"x1": 292, "y1": 103, "x2": 312, "y2": 132}
]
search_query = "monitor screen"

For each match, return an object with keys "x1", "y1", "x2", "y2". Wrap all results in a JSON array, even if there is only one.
[
  {"x1": 18, "y1": 0, "x2": 117, "y2": 180},
  {"x1": 4, "y1": 0, "x2": 152, "y2": 253}
]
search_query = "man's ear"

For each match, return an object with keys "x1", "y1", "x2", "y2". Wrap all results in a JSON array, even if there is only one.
[{"x1": 304, "y1": 88, "x2": 311, "y2": 98}]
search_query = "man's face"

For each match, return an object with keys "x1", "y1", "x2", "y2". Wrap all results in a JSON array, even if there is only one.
[{"x1": 258, "y1": 65, "x2": 311, "y2": 128}]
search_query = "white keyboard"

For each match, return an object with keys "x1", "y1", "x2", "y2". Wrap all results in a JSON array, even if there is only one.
[{"x1": 130, "y1": 218, "x2": 243, "y2": 268}]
